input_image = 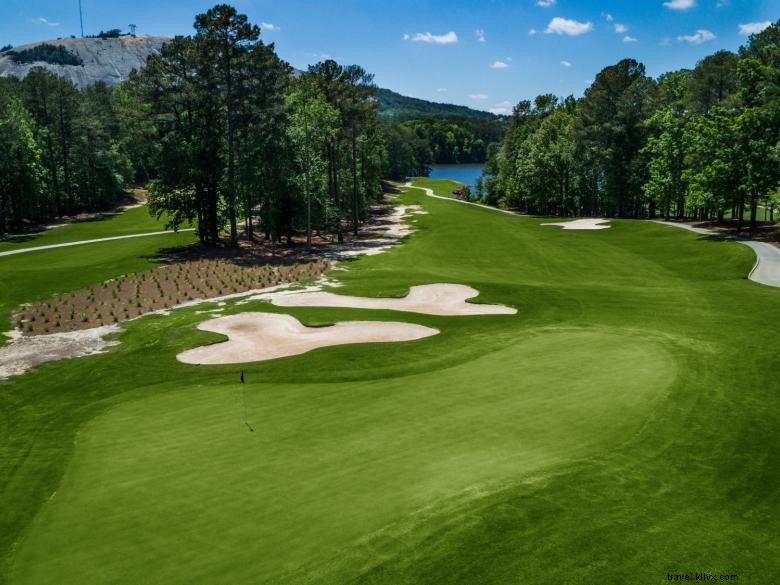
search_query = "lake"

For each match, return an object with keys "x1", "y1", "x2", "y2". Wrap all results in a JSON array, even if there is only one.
[{"x1": 428, "y1": 163, "x2": 485, "y2": 186}]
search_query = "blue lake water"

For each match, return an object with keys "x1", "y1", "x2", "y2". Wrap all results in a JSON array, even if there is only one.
[{"x1": 428, "y1": 163, "x2": 485, "y2": 186}]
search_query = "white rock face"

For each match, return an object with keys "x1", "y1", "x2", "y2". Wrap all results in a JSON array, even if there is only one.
[{"x1": 0, "y1": 36, "x2": 170, "y2": 89}]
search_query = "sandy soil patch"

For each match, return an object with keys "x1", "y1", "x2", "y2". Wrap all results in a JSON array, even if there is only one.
[
  {"x1": 0, "y1": 325, "x2": 120, "y2": 380},
  {"x1": 267, "y1": 283, "x2": 517, "y2": 316},
  {"x1": 542, "y1": 218, "x2": 612, "y2": 230},
  {"x1": 177, "y1": 313, "x2": 438, "y2": 364}
]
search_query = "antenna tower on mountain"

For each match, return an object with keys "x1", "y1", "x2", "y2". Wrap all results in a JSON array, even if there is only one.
[{"x1": 78, "y1": 0, "x2": 85, "y2": 37}]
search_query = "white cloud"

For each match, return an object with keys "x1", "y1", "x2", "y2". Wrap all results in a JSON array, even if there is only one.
[
  {"x1": 537, "y1": 0, "x2": 556, "y2": 6},
  {"x1": 489, "y1": 100, "x2": 512, "y2": 115},
  {"x1": 678, "y1": 29, "x2": 716, "y2": 44},
  {"x1": 32, "y1": 17, "x2": 59, "y2": 26},
  {"x1": 664, "y1": 0, "x2": 696, "y2": 10},
  {"x1": 260, "y1": 22, "x2": 280, "y2": 31},
  {"x1": 475, "y1": 28, "x2": 486, "y2": 42},
  {"x1": 436, "y1": 87, "x2": 448, "y2": 92},
  {"x1": 468, "y1": 93, "x2": 489, "y2": 100},
  {"x1": 614, "y1": 23, "x2": 628, "y2": 33},
  {"x1": 623, "y1": 35, "x2": 638, "y2": 42},
  {"x1": 739, "y1": 21, "x2": 771, "y2": 36},
  {"x1": 490, "y1": 60, "x2": 509, "y2": 69},
  {"x1": 407, "y1": 31, "x2": 458, "y2": 44},
  {"x1": 402, "y1": 33, "x2": 410, "y2": 40},
  {"x1": 560, "y1": 60, "x2": 572, "y2": 68},
  {"x1": 529, "y1": 28, "x2": 538, "y2": 35},
  {"x1": 604, "y1": 13, "x2": 614, "y2": 22},
  {"x1": 545, "y1": 17, "x2": 594, "y2": 36},
  {"x1": 584, "y1": 79, "x2": 593, "y2": 85}
]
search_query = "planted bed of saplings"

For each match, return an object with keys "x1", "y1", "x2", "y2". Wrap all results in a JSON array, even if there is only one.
[{"x1": 14, "y1": 258, "x2": 330, "y2": 336}]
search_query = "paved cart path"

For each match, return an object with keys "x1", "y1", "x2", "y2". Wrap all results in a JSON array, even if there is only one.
[{"x1": 0, "y1": 229, "x2": 196, "y2": 258}]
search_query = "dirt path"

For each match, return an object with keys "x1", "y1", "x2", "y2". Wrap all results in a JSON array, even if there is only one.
[
  {"x1": 651, "y1": 220, "x2": 780, "y2": 289},
  {"x1": 0, "y1": 228, "x2": 196, "y2": 258}
]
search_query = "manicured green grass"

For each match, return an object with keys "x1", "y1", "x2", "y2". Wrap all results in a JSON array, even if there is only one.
[
  {"x1": 0, "y1": 206, "x2": 181, "y2": 254},
  {"x1": 2, "y1": 180, "x2": 779, "y2": 584}
]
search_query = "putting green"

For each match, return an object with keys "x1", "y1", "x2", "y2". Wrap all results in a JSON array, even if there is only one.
[
  {"x1": 3, "y1": 180, "x2": 780, "y2": 584},
  {"x1": 11, "y1": 329, "x2": 674, "y2": 585}
]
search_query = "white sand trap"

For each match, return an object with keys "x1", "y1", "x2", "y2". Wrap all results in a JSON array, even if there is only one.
[
  {"x1": 542, "y1": 218, "x2": 611, "y2": 230},
  {"x1": 0, "y1": 325, "x2": 120, "y2": 380},
  {"x1": 177, "y1": 313, "x2": 438, "y2": 364},
  {"x1": 268, "y1": 283, "x2": 517, "y2": 316}
]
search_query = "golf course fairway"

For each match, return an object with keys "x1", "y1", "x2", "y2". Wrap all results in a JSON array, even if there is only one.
[{"x1": 2, "y1": 180, "x2": 779, "y2": 584}]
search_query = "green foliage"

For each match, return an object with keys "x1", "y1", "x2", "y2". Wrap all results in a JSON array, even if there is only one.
[
  {"x1": 7, "y1": 44, "x2": 83, "y2": 66},
  {"x1": 376, "y1": 87, "x2": 498, "y2": 122},
  {"x1": 482, "y1": 22, "x2": 780, "y2": 224}
]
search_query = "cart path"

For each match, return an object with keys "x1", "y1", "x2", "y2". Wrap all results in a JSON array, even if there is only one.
[
  {"x1": 0, "y1": 229, "x2": 196, "y2": 258},
  {"x1": 651, "y1": 220, "x2": 780, "y2": 288}
]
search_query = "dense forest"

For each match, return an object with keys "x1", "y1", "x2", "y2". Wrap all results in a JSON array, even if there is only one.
[
  {"x1": 377, "y1": 87, "x2": 506, "y2": 176},
  {"x1": 0, "y1": 5, "x2": 387, "y2": 246},
  {"x1": 1, "y1": 8, "x2": 777, "y2": 239},
  {"x1": 478, "y1": 21, "x2": 780, "y2": 229}
]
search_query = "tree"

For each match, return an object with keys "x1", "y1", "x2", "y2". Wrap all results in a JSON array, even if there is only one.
[
  {"x1": 286, "y1": 76, "x2": 338, "y2": 251},
  {"x1": 0, "y1": 93, "x2": 42, "y2": 235},
  {"x1": 194, "y1": 4, "x2": 261, "y2": 246},
  {"x1": 576, "y1": 59, "x2": 655, "y2": 217}
]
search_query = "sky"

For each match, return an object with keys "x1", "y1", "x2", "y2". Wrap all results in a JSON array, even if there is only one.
[{"x1": 0, "y1": 0, "x2": 777, "y2": 114}]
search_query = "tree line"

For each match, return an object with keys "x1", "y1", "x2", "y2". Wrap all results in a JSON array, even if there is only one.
[
  {"x1": 384, "y1": 117, "x2": 504, "y2": 179},
  {"x1": 479, "y1": 21, "x2": 780, "y2": 231},
  {"x1": 0, "y1": 4, "x2": 388, "y2": 247}
]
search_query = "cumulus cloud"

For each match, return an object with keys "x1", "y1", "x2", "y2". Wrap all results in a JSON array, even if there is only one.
[
  {"x1": 529, "y1": 28, "x2": 538, "y2": 35},
  {"x1": 406, "y1": 31, "x2": 458, "y2": 44},
  {"x1": 32, "y1": 17, "x2": 59, "y2": 26},
  {"x1": 664, "y1": 0, "x2": 696, "y2": 10},
  {"x1": 537, "y1": 0, "x2": 556, "y2": 6},
  {"x1": 560, "y1": 60, "x2": 572, "y2": 68},
  {"x1": 614, "y1": 23, "x2": 628, "y2": 33},
  {"x1": 490, "y1": 60, "x2": 509, "y2": 69},
  {"x1": 489, "y1": 100, "x2": 512, "y2": 115},
  {"x1": 604, "y1": 13, "x2": 614, "y2": 22},
  {"x1": 260, "y1": 22, "x2": 280, "y2": 31},
  {"x1": 468, "y1": 93, "x2": 489, "y2": 100},
  {"x1": 545, "y1": 17, "x2": 593, "y2": 36},
  {"x1": 623, "y1": 35, "x2": 638, "y2": 42},
  {"x1": 739, "y1": 21, "x2": 771, "y2": 36},
  {"x1": 678, "y1": 29, "x2": 716, "y2": 44},
  {"x1": 475, "y1": 28, "x2": 486, "y2": 42}
]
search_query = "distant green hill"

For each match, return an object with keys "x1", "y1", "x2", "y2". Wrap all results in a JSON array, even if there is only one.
[{"x1": 376, "y1": 88, "x2": 499, "y2": 121}]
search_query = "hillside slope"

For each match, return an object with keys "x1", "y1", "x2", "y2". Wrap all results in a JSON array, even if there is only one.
[
  {"x1": 0, "y1": 37, "x2": 498, "y2": 122},
  {"x1": 376, "y1": 88, "x2": 497, "y2": 121},
  {"x1": 0, "y1": 36, "x2": 169, "y2": 88}
]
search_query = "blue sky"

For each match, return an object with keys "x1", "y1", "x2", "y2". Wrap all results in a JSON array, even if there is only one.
[{"x1": 1, "y1": 0, "x2": 777, "y2": 113}]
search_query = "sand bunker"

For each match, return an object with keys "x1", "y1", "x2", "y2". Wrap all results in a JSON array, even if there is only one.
[
  {"x1": 542, "y1": 218, "x2": 611, "y2": 230},
  {"x1": 267, "y1": 283, "x2": 517, "y2": 316},
  {"x1": 0, "y1": 325, "x2": 120, "y2": 380},
  {"x1": 177, "y1": 313, "x2": 438, "y2": 364}
]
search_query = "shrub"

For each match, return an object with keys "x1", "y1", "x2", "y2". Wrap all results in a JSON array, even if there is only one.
[{"x1": 8, "y1": 44, "x2": 83, "y2": 66}]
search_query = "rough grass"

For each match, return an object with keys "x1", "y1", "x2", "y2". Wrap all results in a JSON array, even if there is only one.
[
  {"x1": 0, "y1": 206, "x2": 179, "y2": 254},
  {"x1": 2, "y1": 180, "x2": 780, "y2": 584}
]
